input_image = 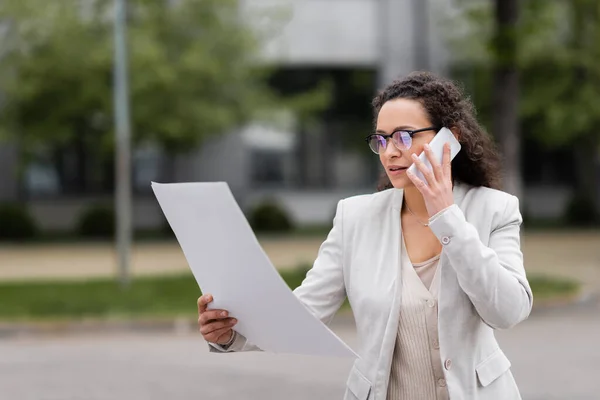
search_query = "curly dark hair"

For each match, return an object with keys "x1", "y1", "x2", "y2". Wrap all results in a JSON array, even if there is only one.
[{"x1": 372, "y1": 71, "x2": 502, "y2": 191}]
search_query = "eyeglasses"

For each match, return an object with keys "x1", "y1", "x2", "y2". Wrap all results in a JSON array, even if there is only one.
[{"x1": 365, "y1": 126, "x2": 438, "y2": 154}]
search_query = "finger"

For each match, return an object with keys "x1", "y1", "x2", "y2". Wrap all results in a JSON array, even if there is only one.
[
  {"x1": 200, "y1": 318, "x2": 237, "y2": 335},
  {"x1": 424, "y1": 144, "x2": 443, "y2": 182},
  {"x1": 205, "y1": 327, "x2": 234, "y2": 344},
  {"x1": 406, "y1": 168, "x2": 418, "y2": 186},
  {"x1": 215, "y1": 329, "x2": 234, "y2": 344},
  {"x1": 406, "y1": 170, "x2": 433, "y2": 198},
  {"x1": 197, "y1": 294, "x2": 213, "y2": 314},
  {"x1": 411, "y1": 153, "x2": 436, "y2": 186},
  {"x1": 199, "y1": 309, "x2": 230, "y2": 325},
  {"x1": 442, "y1": 143, "x2": 452, "y2": 179},
  {"x1": 200, "y1": 319, "x2": 236, "y2": 337}
]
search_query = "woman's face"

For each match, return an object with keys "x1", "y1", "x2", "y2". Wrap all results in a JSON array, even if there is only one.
[{"x1": 374, "y1": 98, "x2": 437, "y2": 189}]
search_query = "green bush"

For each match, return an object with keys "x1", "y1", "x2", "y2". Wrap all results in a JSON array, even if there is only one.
[
  {"x1": 563, "y1": 192, "x2": 599, "y2": 227},
  {"x1": 0, "y1": 203, "x2": 37, "y2": 241},
  {"x1": 77, "y1": 204, "x2": 115, "y2": 238},
  {"x1": 248, "y1": 199, "x2": 294, "y2": 233}
]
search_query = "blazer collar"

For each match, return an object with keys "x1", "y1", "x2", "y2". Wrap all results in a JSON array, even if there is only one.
[{"x1": 391, "y1": 181, "x2": 469, "y2": 211}]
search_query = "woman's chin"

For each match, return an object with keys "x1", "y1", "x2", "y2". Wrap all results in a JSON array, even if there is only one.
[{"x1": 389, "y1": 174, "x2": 412, "y2": 189}]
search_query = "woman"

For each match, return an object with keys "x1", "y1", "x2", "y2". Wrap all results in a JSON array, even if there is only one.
[{"x1": 197, "y1": 71, "x2": 533, "y2": 400}]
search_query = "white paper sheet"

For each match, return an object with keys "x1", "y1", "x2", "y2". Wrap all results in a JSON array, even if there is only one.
[{"x1": 151, "y1": 181, "x2": 357, "y2": 358}]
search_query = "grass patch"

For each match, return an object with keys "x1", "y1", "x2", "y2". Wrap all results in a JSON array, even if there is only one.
[
  {"x1": 0, "y1": 268, "x2": 311, "y2": 321},
  {"x1": 0, "y1": 268, "x2": 580, "y2": 321},
  {"x1": 528, "y1": 275, "x2": 581, "y2": 300}
]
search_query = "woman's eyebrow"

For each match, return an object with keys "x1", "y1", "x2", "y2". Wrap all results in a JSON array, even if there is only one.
[{"x1": 375, "y1": 125, "x2": 416, "y2": 134}]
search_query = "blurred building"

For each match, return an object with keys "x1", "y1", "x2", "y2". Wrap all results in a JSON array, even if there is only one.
[{"x1": 0, "y1": 0, "x2": 595, "y2": 231}]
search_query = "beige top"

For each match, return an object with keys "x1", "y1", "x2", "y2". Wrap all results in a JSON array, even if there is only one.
[
  {"x1": 413, "y1": 253, "x2": 440, "y2": 291},
  {"x1": 387, "y1": 237, "x2": 450, "y2": 400}
]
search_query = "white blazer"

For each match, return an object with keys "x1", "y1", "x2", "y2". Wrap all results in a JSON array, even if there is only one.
[{"x1": 212, "y1": 182, "x2": 533, "y2": 400}]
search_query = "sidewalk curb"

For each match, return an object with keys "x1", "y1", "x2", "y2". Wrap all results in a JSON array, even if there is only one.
[
  {"x1": 1, "y1": 291, "x2": 597, "y2": 340},
  {"x1": 529, "y1": 289, "x2": 598, "y2": 315},
  {"x1": 0, "y1": 317, "x2": 199, "y2": 339}
]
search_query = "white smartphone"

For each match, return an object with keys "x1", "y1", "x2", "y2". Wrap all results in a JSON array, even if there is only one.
[{"x1": 406, "y1": 127, "x2": 461, "y2": 185}]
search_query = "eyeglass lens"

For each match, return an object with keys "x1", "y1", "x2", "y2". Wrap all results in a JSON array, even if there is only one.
[{"x1": 368, "y1": 131, "x2": 412, "y2": 154}]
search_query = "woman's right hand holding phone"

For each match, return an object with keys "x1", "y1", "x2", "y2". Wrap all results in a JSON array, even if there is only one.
[{"x1": 197, "y1": 294, "x2": 238, "y2": 344}]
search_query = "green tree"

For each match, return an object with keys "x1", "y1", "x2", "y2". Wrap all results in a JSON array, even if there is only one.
[
  {"x1": 0, "y1": 0, "x2": 330, "y2": 168},
  {"x1": 491, "y1": 0, "x2": 521, "y2": 200},
  {"x1": 436, "y1": 0, "x2": 524, "y2": 199},
  {"x1": 519, "y1": 0, "x2": 600, "y2": 220},
  {"x1": 447, "y1": 0, "x2": 600, "y2": 220}
]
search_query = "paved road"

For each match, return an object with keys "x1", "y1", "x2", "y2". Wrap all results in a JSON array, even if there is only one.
[{"x1": 1, "y1": 303, "x2": 599, "y2": 400}]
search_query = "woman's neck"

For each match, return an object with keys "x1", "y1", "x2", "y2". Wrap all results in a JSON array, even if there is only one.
[{"x1": 403, "y1": 185, "x2": 428, "y2": 219}]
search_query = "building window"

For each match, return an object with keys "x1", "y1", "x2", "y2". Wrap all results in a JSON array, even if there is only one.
[
  {"x1": 23, "y1": 143, "x2": 162, "y2": 198},
  {"x1": 24, "y1": 159, "x2": 61, "y2": 197},
  {"x1": 250, "y1": 149, "x2": 286, "y2": 187},
  {"x1": 132, "y1": 144, "x2": 161, "y2": 193}
]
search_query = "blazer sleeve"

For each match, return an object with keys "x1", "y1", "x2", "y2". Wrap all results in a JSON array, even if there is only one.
[
  {"x1": 428, "y1": 196, "x2": 533, "y2": 329},
  {"x1": 207, "y1": 199, "x2": 347, "y2": 353},
  {"x1": 292, "y1": 199, "x2": 347, "y2": 325},
  {"x1": 207, "y1": 331, "x2": 261, "y2": 353}
]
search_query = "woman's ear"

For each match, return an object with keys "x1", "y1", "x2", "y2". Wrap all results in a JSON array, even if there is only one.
[{"x1": 450, "y1": 126, "x2": 461, "y2": 141}]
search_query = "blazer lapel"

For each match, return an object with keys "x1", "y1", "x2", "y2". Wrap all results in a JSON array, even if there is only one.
[
  {"x1": 372, "y1": 188, "x2": 404, "y2": 400},
  {"x1": 391, "y1": 188, "x2": 404, "y2": 299},
  {"x1": 452, "y1": 181, "x2": 468, "y2": 210}
]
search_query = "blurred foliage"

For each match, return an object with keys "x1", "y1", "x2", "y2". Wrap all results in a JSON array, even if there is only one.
[
  {"x1": 448, "y1": 1, "x2": 597, "y2": 139},
  {"x1": 449, "y1": 0, "x2": 600, "y2": 210},
  {"x1": 519, "y1": 1, "x2": 600, "y2": 149},
  {"x1": 563, "y1": 191, "x2": 600, "y2": 227},
  {"x1": 248, "y1": 199, "x2": 294, "y2": 233},
  {"x1": 451, "y1": 0, "x2": 600, "y2": 148},
  {"x1": 0, "y1": 0, "x2": 331, "y2": 159},
  {"x1": 77, "y1": 203, "x2": 115, "y2": 238},
  {"x1": 267, "y1": 68, "x2": 376, "y2": 151},
  {"x1": 0, "y1": 203, "x2": 38, "y2": 241},
  {"x1": 0, "y1": 268, "x2": 580, "y2": 320}
]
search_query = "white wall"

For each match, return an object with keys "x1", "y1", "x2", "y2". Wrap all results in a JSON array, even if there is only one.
[
  {"x1": 27, "y1": 197, "x2": 164, "y2": 232},
  {"x1": 245, "y1": 188, "x2": 371, "y2": 226},
  {"x1": 243, "y1": 0, "x2": 380, "y2": 66},
  {"x1": 242, "y1": 0, "x2": 453, "y2": 77},
  {"x1": 21, "y1": 185, "x2": 585, "y2": 232},
  {"x1": 174, "y1": 131, "x2": 251, "y2": 201}
]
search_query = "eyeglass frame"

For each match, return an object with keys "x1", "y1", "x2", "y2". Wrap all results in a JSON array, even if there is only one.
[{"x1": 365, "y1": 126, "x2": 439, "y2": 154}]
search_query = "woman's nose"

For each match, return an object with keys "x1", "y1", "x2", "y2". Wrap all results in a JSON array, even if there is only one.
[{"x1": 383, "y1": 140, "x2": 402, "y2": 157}]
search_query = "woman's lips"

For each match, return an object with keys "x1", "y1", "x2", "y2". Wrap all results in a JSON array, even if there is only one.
[{"x1": 388, "y1": 166, "x2": 407, "y2": 176}]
